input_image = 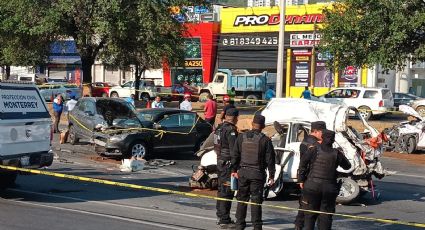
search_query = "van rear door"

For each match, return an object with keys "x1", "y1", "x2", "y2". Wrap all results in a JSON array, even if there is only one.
[{"x1": 0, "y1": 83, "x2": 51, "y2": 158}]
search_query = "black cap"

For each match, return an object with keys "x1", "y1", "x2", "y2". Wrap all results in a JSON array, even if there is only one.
[
  {"x1": 226, "y1": 108, "x2": 239, "y2": 117},
  {"x1": 253, "y1": 114, "x2": 266, "y2": 126},
  {"x1": 311, "y1": 121, "x2": 326, "y2": 131}
]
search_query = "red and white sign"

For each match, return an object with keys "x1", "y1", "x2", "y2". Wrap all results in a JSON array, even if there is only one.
[
  {"x1": 233, "y1": 14, "x2": 323, "y2": 26},
  {"x1": 290, "y1": 33, "x2": 322, "y2": 47}
]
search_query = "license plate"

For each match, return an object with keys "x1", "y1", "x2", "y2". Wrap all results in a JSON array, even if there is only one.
[{"x1": 20, "y1": 156, "x2": 30, "y2": 166}]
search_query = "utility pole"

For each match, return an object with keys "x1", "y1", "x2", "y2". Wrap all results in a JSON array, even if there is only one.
[{"x1": 276, "y1": 0, "x2": 286, "y2": 98}]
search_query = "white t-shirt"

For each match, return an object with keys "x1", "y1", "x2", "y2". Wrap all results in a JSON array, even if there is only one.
[
  {"x1": 65, "y1": 99, "x2": 78, "y2": 113},
  {"x1": 180, "y1": 100, "x2": 192, "y2": 111},
  {"x1": 151, "y1": 101, "x2": 164, "y2": 108}
]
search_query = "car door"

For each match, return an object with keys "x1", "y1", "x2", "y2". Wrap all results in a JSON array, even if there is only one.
[
  {"x1": 118, "y1": 81, "x2": 133, "y2": 98},
  {"x1": 73, "y1": 100, "x2": 97, "y2": 139},
  {"x1": 154, "y1": 113, "x2": 197, "y2": 152}
]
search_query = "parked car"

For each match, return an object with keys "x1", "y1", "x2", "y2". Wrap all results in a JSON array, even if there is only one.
[
  {"x1": 91, "y1": 82, "x2": 112, "y2": 97},
  {"x1": 68, "y1": 98, "x2": 212, "y2": 158},
  {"x1": 109, "y1": 80, "x2": 159, "y2": 101},
  {"x1": 318, "y1": 87, "x2": 394, "y2": 120},
  {"x1": 393, "y1": 92, "x2": 420, "y2": 108},
  {"x1": 409, "y1": 98, "x2": 425, "y2": 117},
  {"x1": 38, "y1": 84, "x2": 81, "y2": 101}
]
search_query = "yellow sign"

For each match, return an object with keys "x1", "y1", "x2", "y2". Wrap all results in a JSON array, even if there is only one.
[
  {"x1": 184, "y1": 60, "x2": 203, "y2": 67},
  {"x1": 296, "y1": 56, "x2": 310, "y2": 61},
  {"x1": 221, "y1": 4, "x2": 330, "y2": 33}
]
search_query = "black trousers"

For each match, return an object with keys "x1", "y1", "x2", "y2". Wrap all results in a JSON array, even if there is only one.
[
  {"x1": 216, "y1": 160, "x2": 234, "y2": 224},
  {"x1": 53, "y1": 111, "x2": 62, "y2": 133},
  {"x1": 294, "y1": 194, "x2": 307, "y2": 228},
  {"x1": 302, "y1": 179, "x2": 339, "y2": 230},
  {"x1": 205, "y1": 117, "x2": 216, "y2": 128},
  {"x1": 235, "y1": 169, "x2": 265, "y2": 230}
]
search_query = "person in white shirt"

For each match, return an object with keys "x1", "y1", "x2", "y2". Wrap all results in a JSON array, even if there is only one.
[
  {"x1": 65, "y1": 95, "x2": 78, "y2": 127},
  {"x1": 151, "y1": 96, "x2": 164, "y2": 108},
  {"x1": 180, "y1": 93, "x2": 192, "y2": 111}
]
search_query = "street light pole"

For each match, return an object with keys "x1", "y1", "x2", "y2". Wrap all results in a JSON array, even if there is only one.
[{"x1": 276, "y1": 0, "x2": 286, "y2": 98}]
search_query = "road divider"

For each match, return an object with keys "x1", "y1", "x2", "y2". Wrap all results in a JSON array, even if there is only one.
[{"x1": 1, "y1": 164, "x2": 424, "y2": 228}]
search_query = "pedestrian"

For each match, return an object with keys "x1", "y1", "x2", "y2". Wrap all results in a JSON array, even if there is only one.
[
  {"x1": 220, "y1": 95, "x2": 235, "y2": 123},
  {"x1": 151, "y1": 96, "x2": 164, "y2": 108},
  {"x1": 65, "y1": 95, "x2": 78, "y2": 127},
  {"x1": 265, "y1": 86, "x2": 276, "y2": 101},
  {"x1": 52, "y1": 94, "x2": 64, "y2": 133},
  {"x1": 175, "y1": 83, "x2": 185, "y2": 104},
  {"x1": 231, "y1": 114, "x2": 276, "y2": 230},
  {"x1": 294, "y1": 121, "x2": 327, "y2": 230},
  {"x1": 301, "y1": 86, "x2": 312, "y2": 100},
  {"x1": 126, "y1": 94, "x2": 135, "y2": 106},
  {"x1": 299, "y1": 130, "x2": 351, "y2": 230},
  {"x1": 214, "y1": 108, "x2": 239, "y2": 229},
  {"x1": 180, "y1": 93, "x2": 192, "y2": 111},
  {"x1": 204, "y1": 93, "x2": 217, "y2": 127}
]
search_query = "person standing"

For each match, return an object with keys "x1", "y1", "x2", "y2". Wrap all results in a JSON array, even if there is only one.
[
  {"x1": 204, "y1": 93, "x2": 217, "y2": 127},
  {"x1": 231, "y1": 114, "x2": 276, "y2": 230},
  {"x1": 301, "y1": 86, "x2": 312, "y2": 100},
  {"x1": 294, "y1": 121, "x2": 326, "y2": 230},
  {"x1": 52, "y1": 94, "x2": 64, "y2": 133},
  {"x1": 299, "y1": 130, "x2": 351, "y2": 230},
  {"x1": 65, "y1": 95, "x2": 78, "y2": 126},
  {"x1": 180, "y1": 93, "x2": 192, "y2": 111},
  {"x1": 126, "y1": 94, "x2": 135, "y2": 106},
  {"x1": 265, "y1": 86, "x2": 276, "y2": 101},
  {"x1": 220, "y1": 95, "x2": 235, "y2": 123},
  {"x1": 151, "y1": 96, "x2": 164, "y2": 108},
  {"x1": 214, "y1": 108, "x2": 239, "y2": 229}
]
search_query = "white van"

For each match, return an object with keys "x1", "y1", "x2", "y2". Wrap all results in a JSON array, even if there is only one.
[
  {"x1": 0, "y1": 81, "x2": 53, "y2": 188},
  {"x1": 319, "y1": 87, "x2": 394, "y2": 120}
]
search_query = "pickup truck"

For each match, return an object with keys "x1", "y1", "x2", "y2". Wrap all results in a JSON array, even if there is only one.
[
  {"x1": 199, "y1": 69, "x2": 267, "y2": 105},
  {"x1": 109, "y1": 80, "x2": 160, "y2": 101},
  {"x1": 0, "y1": 81, "x2": 53, "y2": 189}
]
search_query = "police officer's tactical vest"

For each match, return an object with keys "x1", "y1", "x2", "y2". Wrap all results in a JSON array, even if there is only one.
[
  {"x1": 308, "y1": 147, "x2": 338, "y2": 181},
  {"x1": 214, "y1": 123, "x2": 232, "y2": 160},
  {"x1": 240, "y1": 131, "x2": 265, "y2": 170}
]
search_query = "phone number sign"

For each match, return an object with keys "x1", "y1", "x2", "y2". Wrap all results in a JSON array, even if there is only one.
[{"x1": 220, "y1": 35, "x2": 278, "y2": 47}]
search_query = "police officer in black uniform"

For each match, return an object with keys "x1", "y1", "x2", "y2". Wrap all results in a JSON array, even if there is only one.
[
  {"x1": 299, "y1": 130, "x2": 351, "y2": 230},
  {"x1": 295, "y1": 121, "x2": 326, "y2": 229},
  {"x1": 231, "y1": 114, "x2": 276, "y2": 230},
  {"x1": 214, "y1": 108, "x2": 239, "y2": 229}
]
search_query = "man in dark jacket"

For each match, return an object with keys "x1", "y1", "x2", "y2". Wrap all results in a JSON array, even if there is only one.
[
  {"x1": 295, "y1": 121, "x2": 326, "y2": 229},
  {"x1": 299, "y1": 130, "x2": 351, "y2": 230},
  {"x1": 214, "y1": 108, "x2": 239, "y2": 229},
  {"x1": 231, "y1": 114, "x2": 276, "y2": 230}
]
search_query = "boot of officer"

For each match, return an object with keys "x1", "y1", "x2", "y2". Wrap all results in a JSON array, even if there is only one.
[
  {"x1": 231, "y1": 114, "x2": 276, "y2": 230},
  {"x1": 295, "y1": 121, "x2": 326, "y2": 230},
  {"x1": 215, "y1": 108, "x2": 239, "y2": 229},
  {"x1": 301, "y1": 130, "x2": 351, "y2": 230}
]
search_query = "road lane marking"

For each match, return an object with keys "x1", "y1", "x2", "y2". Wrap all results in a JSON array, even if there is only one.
[
  {"x1": 394, "y1": 173, "x2": 425, "y2": 179},
  {"x1": 3, "y1": 198, "x2": 198, "y2": 230}
]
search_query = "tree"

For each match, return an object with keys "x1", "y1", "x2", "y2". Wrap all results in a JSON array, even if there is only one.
[
  {"x1": 319, "y1": 0, "x2": 425, "y2": 71},
  {"x1": 103, "y1": 0, "x2": 201, "y2": 100}
]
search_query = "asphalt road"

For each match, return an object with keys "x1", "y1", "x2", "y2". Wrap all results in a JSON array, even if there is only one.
[{"x1": 1, "y1": 135, "x2": 425, "y2": 230}]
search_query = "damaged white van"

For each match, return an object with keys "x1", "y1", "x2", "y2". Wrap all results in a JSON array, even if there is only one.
[
  {"x1": 261, "y1": 98, "x2": 386, "y2": 204},
  {"x1": 0, "y1": 81, "x2": 53, "y2": 189}
]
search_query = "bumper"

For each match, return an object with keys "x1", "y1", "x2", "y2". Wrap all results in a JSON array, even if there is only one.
[
  {"x1": 0, "y1": 150, "x2": 54, "y2": 169},
  {"x1": 94, "y1": 139, "x2": 126, "y2": 156},
  {"x1": 373, "y1": 107, "x2": 391, "y2": 115}
]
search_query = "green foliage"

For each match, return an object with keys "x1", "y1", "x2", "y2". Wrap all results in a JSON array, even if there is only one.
[{"x1": 319, "y1": 0, "x2": 425, "y2": 71}]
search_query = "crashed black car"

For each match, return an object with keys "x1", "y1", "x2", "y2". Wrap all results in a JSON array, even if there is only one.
[{"x1": 69, "y1": 98, "x2": 212, "y2": 158}]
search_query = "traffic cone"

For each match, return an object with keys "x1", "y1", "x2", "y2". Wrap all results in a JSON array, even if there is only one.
[{"x1": 146, "y1": 100, "x2": 151, "y2": 108}]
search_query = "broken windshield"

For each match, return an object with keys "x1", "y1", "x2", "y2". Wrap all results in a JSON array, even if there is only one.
[{"x1": 96, "y1": 99, "x2": 141, "y2": 127}]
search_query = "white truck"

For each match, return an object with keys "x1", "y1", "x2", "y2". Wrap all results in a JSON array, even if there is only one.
[
  {"x1": 199, "y1": 69, "x2": 268, "y2": 104},
  {"x1": 109, "y1": 80, "x2": 161, "y2": 101},
  {"x1": 0, "y1": 81, "x2": 53, "y2": 189}
]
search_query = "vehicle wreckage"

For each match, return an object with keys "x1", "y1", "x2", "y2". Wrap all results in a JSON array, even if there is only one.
[
  {"x1": 383, "y1": 105, "x2": 425, "y2": 154},
  {"x1": 190, "y1": 98, "x2": 387, "y2": 204}
]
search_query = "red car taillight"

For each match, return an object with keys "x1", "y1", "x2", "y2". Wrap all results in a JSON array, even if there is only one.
[{"x1": 379, "y1": 100, "x2": 384, "y2": 107}]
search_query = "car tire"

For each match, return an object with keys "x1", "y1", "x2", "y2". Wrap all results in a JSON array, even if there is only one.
[
  {"x1": 101, "y1": 92, "x2": 108, "y2": 98},
  {"x1": 336, "y1": 177, "x2": 360, "y2": 204},
  {"x1": 358, "y1": 106, "x2": 372, "y2": 120},
  {"x1": 110, "y1": 92, "x2": 119, "y2": 98},
  {"x1": 68, "y1": 125, "x2": 79, "y2": 145},
  {"x1": 0, "y1": 171, "x2": 17, "y2": 189},
  {"x1": 128, "y1": 141, "x2": 150, "y2": 159},
  {"x1": 405, "y1": 136, "x2": 416, "y2": 154},
  {"x1": 199, "y1": 92, "x2": 210, "y2": 102},
  {"x1": 245, "y1": 94, "x2": 259, "y2": 106},
  {"x1": 416, "y1": 106, "x2": 425, "y2": 117}
]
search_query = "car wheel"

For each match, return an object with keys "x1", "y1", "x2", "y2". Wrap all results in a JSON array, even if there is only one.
[
  {"x1": 416, "y1": 106, "x2": 425, "y2": 117},
  {"x1": 199, "y1": 92, "x2": 210, "y2": 102},
  {"x1": 358, "y1": 106, "x2": 372, "y2": 120},
  {"x1": 405, "y1": 136, "x2": 417, "y2": 154},
  {"x1": 0, "y1": 171, "x2": 17, "y2": 189},
  {"x1": 140, "y1": 93, "x2": 150, "y2": 102},
  {"x1": 128, "y1": 141, "x2": 149, "y2": 159},
  {"x1": 245, "y1": 94, "x2": 259, "y2": 106},
  {"x1": 101, "y1": 92, "x2": 108, "y2": 98},
  {"x1": 68, "y1": 125, "x2": 79, "y2": 145},
  {"x1": 110, "y1": 92, "x2": 119, "y2": 98},
  {"x1": 336, "y1": 177, "x2": 360, "y2": 205}
]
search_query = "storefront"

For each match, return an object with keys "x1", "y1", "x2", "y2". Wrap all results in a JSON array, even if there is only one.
[
  {"x1": 163, "y1": 22, "x2": 220, "y2": 87},
  {"x1": 48, "y1": 40, "x2": 82, "y2": 85},
  {"x1": 219, "y1": 5, "x2": 369, "y2": 97}
]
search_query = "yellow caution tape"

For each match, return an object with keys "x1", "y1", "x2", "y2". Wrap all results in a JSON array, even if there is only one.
[{"x1": 1, "y1": 164, "x2": 424, "y2": 228}]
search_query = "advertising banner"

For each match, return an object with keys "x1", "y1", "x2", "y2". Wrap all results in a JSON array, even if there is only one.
[{"x1": 339, "y1": 66, "x2": 361, "y2": 87}]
